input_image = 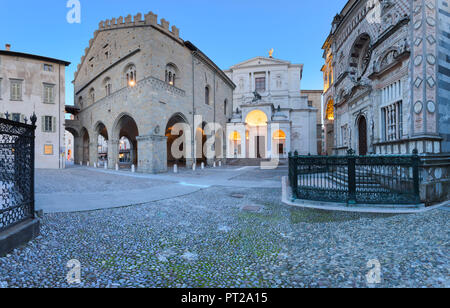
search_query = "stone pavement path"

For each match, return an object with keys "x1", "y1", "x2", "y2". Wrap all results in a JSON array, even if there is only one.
[{"x1": 36, "y1": 165, "x2": 282, "y2": 213}]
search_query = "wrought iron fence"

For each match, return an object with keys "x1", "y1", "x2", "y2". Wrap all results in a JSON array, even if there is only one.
[
  {"x1": 289, "y1": 150, "x2": 421, "y2": 205},
  {"x1": 0, "y1": 114, "x2": 37, "y2": 232}
]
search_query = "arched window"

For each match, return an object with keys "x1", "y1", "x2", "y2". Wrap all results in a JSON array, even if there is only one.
[
  {"x1": 205, "y1": 86, "x2": 210, "y2": 105},
  {"x1": 125, "y1": 64, "x2": 137, "y2": 87},
  {"x1": 349, "y1": 34, "x2": 372, "y2": 78},
  {"x1": 89, "y1": 88, "x2": 95, "y2": 104},
  {"x1": 224, "y1": 99, "x2": 228, "y2": 115},
  {"x1": 326, "y1": 99, "x2": 335, "y2": 121},
  {"x1": 104, "y1": 77, "x2": 112, "y2": 97},
  {"x1": 165, "y1": 63, "x2": 178, "y2": 86}
]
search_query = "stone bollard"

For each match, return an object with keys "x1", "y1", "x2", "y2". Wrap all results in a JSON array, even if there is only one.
[
  {"x1": 94, "y1": 162, "x2": 97, "y2": 168},
  {"x1": 213, "y1": 162, "x2": 216, "y2": 168},
  {"x1": 219, "y1": 161, "x2": 222, "y2": 167},
  {"x1": 192, "y1": 163, "x2": 196, "y2": 171},
  {"x1": 80, "y1": 161, "x2": 83, "y2": 166},
  {"x1": 115, "y1": 164, "x2": 119, "y2": 171},
  {"x1": 201, "y1": 162, "x2": 205, "y2": 170},
  {"x1": 87, "y1": 161, "x2": 90, "y2": 167},
  {"x1": 174, "y1": 164, "x2": 178, "y2": 173},
  {"x1": 131, "y1": 164, "x2": 136, "y2": 173},
  {"x1": 104, "y1": 163, "x2": 108, "y2": 170}
]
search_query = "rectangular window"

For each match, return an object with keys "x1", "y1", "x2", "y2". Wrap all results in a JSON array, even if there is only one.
[
  {"x1": 44, "y1": 144, "x2": 54, "y2": 155},
  {"x1": 43, "y1": 84, "x2": 55, "y2": 104},
  {"x1": 43, "y1": 64, "x2": 53, "y2": 72},
  {"x1": 255, "y1": 77, "x2": 266, "y2": 92},
  {"x1": 10, "y1": 80, "x2": 22, "y2": 101},
  {"x1": 382, "y1": 101, "x2": 403, "y2": 141},
  {"x1": 42, "y1": 116, "x2": 55, "y2": 133},
  {"x1": 308, "y1": 100, "x2": 313, "y2": 107}
]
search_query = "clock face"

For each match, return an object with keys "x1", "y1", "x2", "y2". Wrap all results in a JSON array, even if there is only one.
[
  {"x1": 414, "y1": 101, "x2": 423, "y2": 114},
  {"x1": 427, "y1": 101, "x2": 436, "y2": 113}
]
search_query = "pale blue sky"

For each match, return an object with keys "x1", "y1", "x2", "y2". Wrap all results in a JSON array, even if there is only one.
[{"x1": 0, "y1": 0, "x2": 347, "y2": 105}]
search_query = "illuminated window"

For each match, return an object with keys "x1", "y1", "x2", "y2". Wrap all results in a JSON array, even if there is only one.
[
  {"x1": 165, "y1": 64, "x2": 178, "y2": 86},
  {"x1": 125, "y1": 64, "x2": 137, "y2": 87},
  {"x1": 44, "y1": 144, "x2": 54, "y2": 155},
  {"x1": 326, "y1": 100, "x2": 334, "y2": 121}
]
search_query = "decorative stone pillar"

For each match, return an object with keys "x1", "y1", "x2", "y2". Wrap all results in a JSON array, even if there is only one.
[
  {"x1": 107, "y1": 139, "x2": 119, "y2": 170},
  {"x1": 136, "y1": 134, "x2": 168, "y2": 173}
]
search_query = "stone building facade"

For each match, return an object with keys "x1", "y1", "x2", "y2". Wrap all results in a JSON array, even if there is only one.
[
  {"x1": 224, "y1": 56, "x2": 318, "y2": 159},
  {"x1": 0, "y1": 46, "x2": 70, "y2": 169},
  {"x1": 66, "y1": 12, "x2": 235, "y2": 173},
  {"x1": 322, "y1": 0, "x2": 450, "y2": 202},
  {"x1": 322, "y1": 0, "x2": 449, "y2": 156},
  {"x1": 302, "y1": 90, "x2": 324, "y2": 155}
]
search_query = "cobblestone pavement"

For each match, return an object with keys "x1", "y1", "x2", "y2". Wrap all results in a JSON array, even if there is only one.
[{"x1": 1, "y1": 179, "x2": 448, "y2": 288}]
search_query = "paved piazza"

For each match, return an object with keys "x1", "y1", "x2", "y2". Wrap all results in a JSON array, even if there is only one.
[{"x1": 0, "y1": 166, "x2": 448, "y2": 288}]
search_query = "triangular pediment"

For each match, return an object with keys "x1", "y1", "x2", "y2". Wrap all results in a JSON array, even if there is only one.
[{"x1": 229, "y1": 57, "x2": 291, "y2": 69}]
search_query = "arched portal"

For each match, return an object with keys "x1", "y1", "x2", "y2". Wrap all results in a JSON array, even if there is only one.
[
  {"x1": 113, "y1": 114, "x2": 139, "y2": 169},
  {"x1": 272, "y1": 130, "x2": 287, "y2": 157},
  {"x1": 245, "y1": 110, "x2": 268, "y2": 158},
  {"x1": 95, "y1": 122, "x2": 108, "y2": 167},
  {"x1": 358, "y1": 115, "x2": 368, "y2": 156},
  {"x1": 229, "y1": 131, "x2": 242, "y2": 157},
  {"x1": 80, "y1": 128, "x2": 90, "y2": 164},
  {"x1": 166, "y1": 113, "x2": 189, "y2": 166},
  {"x1": 64, "y1": 129, "x2": 76, "y2": 165}
]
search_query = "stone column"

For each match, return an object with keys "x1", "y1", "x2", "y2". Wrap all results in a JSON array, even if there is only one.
[
  {"x1": 73, "y1": 136, "x2": 83, "y2": 165},
  {"x1": 107, "y1": 139, "x2": 119, "y2": 169},
  {"x1": 89, "y1": 142, "x2": 98, "y2": 166},
  {"x1": 136, "y1": 134, "x2": 168, "y2": 173}
]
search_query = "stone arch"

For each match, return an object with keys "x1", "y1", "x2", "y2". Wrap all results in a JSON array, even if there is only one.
[
  {"x1": 348, "y1": 33, "x2": 372, "y2": 78},
  {"x1": 165, "y1": 112, "x2": 190, "y2": 166},
  {"x1": 94, "y1": 121, "x2": 109, "y2": 167},
  {"x1": 112, "y1": 113, "x2": 139, "y2": 168},
  {"x1": 356, "y1": 114, "x2": 368, "y2": 156},
  {"x1": 245, "y1": 110, "x2": 268, "y2": 158}
]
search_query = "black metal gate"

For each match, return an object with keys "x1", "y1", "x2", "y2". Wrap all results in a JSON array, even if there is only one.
[
  {"x1": 289, "y1": 150, "x2": 421, "y2": 205},
  {"x1": 0, "y1": 114, "x2": 37, "y2": 232}
]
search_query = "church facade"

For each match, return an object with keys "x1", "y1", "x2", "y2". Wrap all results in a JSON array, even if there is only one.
[
  {"x1": 224, "y1": 56, "x2": 318, "y2": 159},
  {"x1": 66, "y1": 12, "x2": 234, "y2": 173},
  {"x1": 322, "y1": 0, "x2": 449, "y2": 156}
]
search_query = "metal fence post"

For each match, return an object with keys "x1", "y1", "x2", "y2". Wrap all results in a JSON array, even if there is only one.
[
  {"x1": 292, "y1": 151, "x2": 299, "y2": 199},
  {"x1": 30, "y1": 113, "x2": 37, "y2": 219},
  {"x1": 347, "y1": 149, "x2": 356, "y2": 205},
  {"x1": 412, "y1": 149, "x2": 420, "y2": 203}
]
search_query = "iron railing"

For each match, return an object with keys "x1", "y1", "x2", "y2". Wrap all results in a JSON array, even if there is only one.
[
  {"x1": 289, "y1": 150, "x2": 421, "y2": 205},
  {"x1": 0, "y1": 114, "x2": 37, "y2": 232}
]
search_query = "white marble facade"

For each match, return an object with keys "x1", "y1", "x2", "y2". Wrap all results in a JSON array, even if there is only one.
[{"x1": 224, "y1": 56, "x2": 318, "y2": 159}]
